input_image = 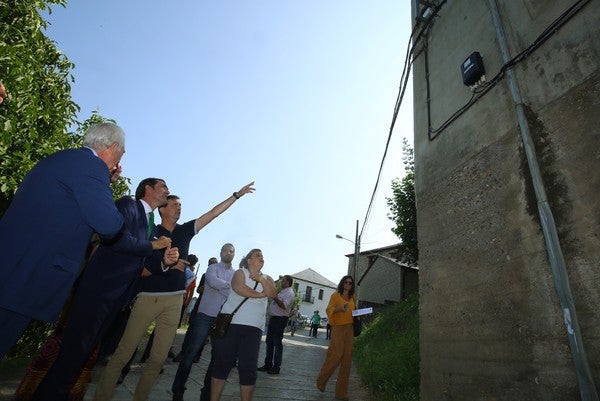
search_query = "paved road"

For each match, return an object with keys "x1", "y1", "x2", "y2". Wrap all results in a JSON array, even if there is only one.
[{"x1": 1, "y1": 326, "x2": 372, "y2": 401}]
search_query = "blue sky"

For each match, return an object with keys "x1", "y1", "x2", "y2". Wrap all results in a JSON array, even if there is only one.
[{"x1": 44, "y1": 1, "x2": 414, "y2": 284}]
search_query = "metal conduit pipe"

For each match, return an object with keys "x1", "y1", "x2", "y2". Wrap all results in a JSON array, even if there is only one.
[{"x1": 487, "y1": 1, "x2": 599, "y2": 400}]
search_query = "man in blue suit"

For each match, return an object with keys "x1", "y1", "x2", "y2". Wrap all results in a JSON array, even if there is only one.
[
  {"x1": 0, "y1": 122, "x2": 127, "y2": 359},
  {"x1": 30, "y1": 178, "x2": 179, "y2": 401}
]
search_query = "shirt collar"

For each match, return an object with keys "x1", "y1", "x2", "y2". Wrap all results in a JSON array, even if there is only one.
[
  {"x1": 139, "y1": 199, "x2": 153, "y2": 214},
  {"x1": 84, "y1": 146, "x2": 99, "y2": 157}
]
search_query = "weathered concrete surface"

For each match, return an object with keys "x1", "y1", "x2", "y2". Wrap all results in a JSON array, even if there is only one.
[{"x1": 412, "y1": 0, "x2": 600, "y2": 399}]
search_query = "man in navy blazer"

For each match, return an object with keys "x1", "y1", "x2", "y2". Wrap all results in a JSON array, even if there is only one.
[
  {"x1": 31, "y1": 178, "x2": 179, "y2": 401},
  {"x1": 0, "y1": 123, "x2": 127, "y2": 359}
]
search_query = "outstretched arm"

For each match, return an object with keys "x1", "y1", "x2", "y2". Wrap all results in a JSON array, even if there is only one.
[{"x1": 194, "y1": 181, "x2": 255, "y2": 233}]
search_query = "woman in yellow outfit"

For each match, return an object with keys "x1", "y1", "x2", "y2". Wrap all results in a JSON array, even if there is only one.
[{"x1": 316, "y1": 275, "x2": 356, "y2": 401}]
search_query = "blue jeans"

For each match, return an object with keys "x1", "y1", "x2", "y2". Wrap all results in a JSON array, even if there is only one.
[
  {"x1": 171, "y1": 312, "x2": 215, "y2": 395},
  {"x1": 264, "y1": 316, "x2": 288, "y2": 369}
]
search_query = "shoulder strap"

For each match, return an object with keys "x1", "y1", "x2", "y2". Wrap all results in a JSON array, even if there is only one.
[{"x1": 231, "y1": 279, "x2": 260, "y2": 315}]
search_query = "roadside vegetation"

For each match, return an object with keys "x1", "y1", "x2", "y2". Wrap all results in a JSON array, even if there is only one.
[{"x1": 354, "y1": 294, "x2": 419, "y2": 401}]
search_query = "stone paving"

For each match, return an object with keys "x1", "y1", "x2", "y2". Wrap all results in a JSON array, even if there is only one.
[{"x1": 1, "y1": 326, "x2": 372, "y2": 401}]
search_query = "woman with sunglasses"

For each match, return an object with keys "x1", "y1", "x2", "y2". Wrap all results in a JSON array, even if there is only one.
[{"x1": 316, "y1": 275, "x2": 357, "y2": 401}]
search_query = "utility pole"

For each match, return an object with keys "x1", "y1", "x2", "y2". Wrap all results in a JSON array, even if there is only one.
[{"x1": 353, "y1": 219, "x2": 360, "y2": 305}]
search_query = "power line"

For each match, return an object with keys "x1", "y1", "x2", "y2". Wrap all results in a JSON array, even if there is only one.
[{"x1": 360, "y1": 2, "x2": 444, "y2": 238}]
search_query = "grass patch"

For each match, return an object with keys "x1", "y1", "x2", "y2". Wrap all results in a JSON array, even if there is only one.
[{"x1": 353, "y1": 294, "x2": 419, "y2": 401}]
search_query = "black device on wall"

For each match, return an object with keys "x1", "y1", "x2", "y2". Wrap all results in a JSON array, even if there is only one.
[{"x1": 461, "y1": 51, "x2": 485, "y2": 86}]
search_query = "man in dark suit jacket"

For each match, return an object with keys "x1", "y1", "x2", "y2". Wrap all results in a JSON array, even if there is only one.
[
  {"x1": 30, "y1": 178, "x2": 179, "y2": 400},
  {"x1": 0, "y1": 123, "x2": 126, "y2": 359}
]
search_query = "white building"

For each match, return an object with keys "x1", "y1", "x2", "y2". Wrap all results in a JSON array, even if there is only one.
[{"x1": 289, "y1": 268, "x2": 337, "y2": 319}]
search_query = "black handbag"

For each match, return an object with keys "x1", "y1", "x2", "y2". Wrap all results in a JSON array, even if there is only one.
[
  {"x1": 210, "y1": 312, "x2": 234, "y2": 339},
  {"x1": 353, "y1": 316, "x2": 362, "y2": 337},
  {"x1": 210, "y1": 280, "x2": 259, "y2": 339}
]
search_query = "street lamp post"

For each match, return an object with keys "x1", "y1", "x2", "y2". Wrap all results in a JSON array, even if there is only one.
[{"x1": 336, "y1": 219, "x2": 361, "y2": 295}]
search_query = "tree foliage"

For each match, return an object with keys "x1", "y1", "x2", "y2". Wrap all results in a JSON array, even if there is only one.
[
  {"x1": 386, "y1": 138, "x2": 418, "y2": 265},
  {"x1": 0, "y1": 0, "x2": 80, "y2": 212},
  {"x1": 0, "y1": 1, "x2": 131, "y2": 214}
]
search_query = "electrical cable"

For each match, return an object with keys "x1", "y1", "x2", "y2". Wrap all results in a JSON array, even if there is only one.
[{"x1": 360, "y1": 0, "x2": 447, "y2": 238}]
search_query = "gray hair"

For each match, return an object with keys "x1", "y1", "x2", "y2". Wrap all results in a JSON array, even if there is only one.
[{"x1": 83, "y1": 123, "x2": 125, "y2": 151}]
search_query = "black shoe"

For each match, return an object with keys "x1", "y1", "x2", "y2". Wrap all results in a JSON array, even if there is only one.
[
  {"x1": 117, "y1": 373, "x2": 126, "y2": 385},
  {"x1": 172, "y1": 392, "x2": 184, "y2": 401},
  {"x1": 257, "y1": 365, "x2": 271, "y2": 372},
  {"x1": 267, "y1": 367, "x2": 280, "y2": 375}
]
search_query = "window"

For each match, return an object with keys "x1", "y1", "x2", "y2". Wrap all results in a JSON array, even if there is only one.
[
  {"x1": 318, "y1": 289, "x2": 324, "y2": 300},
  {"x1": 303, "y1": 286, "x2": 313, "y2": 303}
]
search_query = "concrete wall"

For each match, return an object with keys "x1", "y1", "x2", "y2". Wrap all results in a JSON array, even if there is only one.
[
  {"x1": 359, "y1": 258, "x2": 403, "y2": 304},
  {"x1": 356, "y1": 257, "x2": 419, "y2": 305},
  {"x1": 412, "y1": 0, "x2": 600, "y2": 399},
  {"x1": 345, "y1": 245, "x2": 407, "y2": 305}
]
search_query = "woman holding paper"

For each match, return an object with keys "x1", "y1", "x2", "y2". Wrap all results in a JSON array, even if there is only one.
[{"x1": 316, "y1": 275, "x2": 357, "y2": 401}]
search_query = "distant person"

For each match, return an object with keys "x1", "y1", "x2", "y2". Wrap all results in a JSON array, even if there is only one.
[
  {"x1": 289, "y1": 308, "x2": 300, "y2": 337},
  {"x1": 258, "y1": 275, "x2": 295, "y2": 374},
  {"x1": 181, "y1": 254, "x2": 199, "y2": 323},
  {"x1": 171, "y1": 244, "x2": 237, "y2": 401},
  {"x1": 0, "y1": 122, "x2": 126, "y2": 359},
  {"x1": 326, "y1": 322, "x2": 332, "y2": 340},
  {"x1": 29, "y1": 178, "x2": 178, "y2": 401},
  {"x1": 316, "y1": 275, "x2": 357, "y2": 401},
  {"x1": 0, "y1": 82, "x2": 7, "y2": 103},
  {"x1": 210, "y1": 249, "x2": 276, "y2": 401},
  {"x1": 310, "y1": 311, "x2": 321, "y2": 338},
  {"x1": 172, "y1": 256, "x2": 217, "y2": 363},
  {"x1": 94, "y1": 184, "x2": 255, "y2": 401}
]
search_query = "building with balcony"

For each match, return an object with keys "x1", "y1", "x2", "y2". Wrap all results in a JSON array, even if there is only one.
[{"x1": 289, "y1": 268, "x2": 337, "y2": 319}]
